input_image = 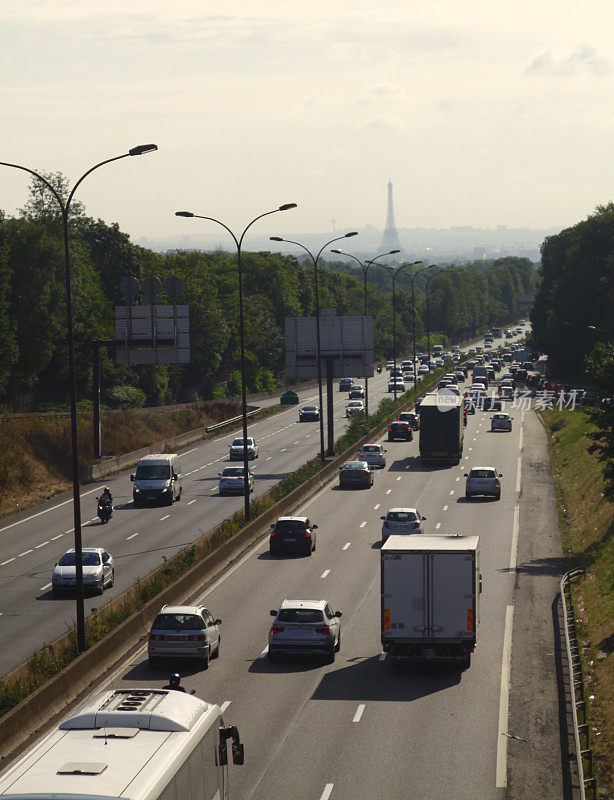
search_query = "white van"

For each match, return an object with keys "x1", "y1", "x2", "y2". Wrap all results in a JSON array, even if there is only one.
[
  {"x1": 0, "y1": 687, "x2": 244, "y2": 800},
  {"x1": 131, "y1": 453, "x2": 182, "y2": 507}
]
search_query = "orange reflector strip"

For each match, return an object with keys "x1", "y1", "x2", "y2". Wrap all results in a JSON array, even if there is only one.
[
  {"x1": 467, "y1": 608, "x2": 473, "y2": 631},
  {"x1": 384, "y1": 609, "x2": 390, "y2": 631}
]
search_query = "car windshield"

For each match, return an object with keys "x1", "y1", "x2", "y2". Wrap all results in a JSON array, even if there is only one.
[
  {"x1": 303, "y1": 406, "x2": 317, "y2": 412},
  {"x1": 387, "y1": 511, "x2": 418, "y2": 522},
  {"x1": 471, "y1": 469, "x2": 495, "y2": 478},
  {"x1": 231, "y1": 438, "x2": 248, "y2": 446},
  {"x1": 58, "y1": 552, "x2": 101, "y2": 567},
  {"x1": 278, "y1": 609, "x2": 324, "y2": 624},
  {"x1": 135, "y1": 464, "x2": 170, "y2": 480},
  {"x1": 152, "y1": 613, "x2": 205, "y2": 630},
  {"x1": 222, "y1": 468, "x2": 244, "y2": 477},
  {"x1": 348, "y1": 402, "x2": 362, "y2": 407},
  {"x1": 275, "y1": 519, "x2": 308, "y2": 534}
]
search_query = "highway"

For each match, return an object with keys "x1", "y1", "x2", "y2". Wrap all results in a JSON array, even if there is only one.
[{"x1": 72, "y1": 331, "x2": 558, "y2": 800}]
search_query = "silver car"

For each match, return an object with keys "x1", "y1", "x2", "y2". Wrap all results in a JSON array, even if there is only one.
[
  {"x1": 229, "y1": 436, "x2": 259, "y2": 460},
  {"x1": 491, "y1": 413, "x2": 513, "y2": 432},
  {"x1": 268, "y1": 599, "x2": 342, "y2": 663},
  {"x1": 218, "y1": 466, "x2": 254, "y2": 495},
  {"x1": 346, "y1": 400, "x2": 365, "y2": 417},
  {"x1": 381, "y1": 507, "x2": 426, "y2": 541},
  {"x1": 148, "y1": 604, "x2": 221, "y2": 669},
  {"x1": 52, "y1": 547, "x2": 114, "y2": 597},
  {"x1": 465, "y1": 466, "x2": 502, "y2": 500},
  {"x1": 358, "y1": 443, "x2": 387, "y2": 468}
]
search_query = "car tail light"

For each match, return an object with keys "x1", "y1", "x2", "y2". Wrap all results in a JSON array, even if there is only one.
[
  {"x1": 495, "y1": 478, "x2": 500, "y2": 485},
  {"x1": 413, "y1": 522, "x2": 420, "y2": 529},
  {"x1": 271, "y1": 529, "x2": 277, "y2": 537},
  {"x1": 383, "y1": 521, "x2": 390, "y2": 529},
  {"x1": 270, "y1": 625, "x2": 285, "y2": 634},
  {"x1": 304, "y1": 530, "x2": 310, "y2": 538},
  {"x1": 149, "y1": 633, "x2": 164, "y2": 641},
  {"x1": 315, "y1": 626, "x2": 330, "y2": 635},
  {"x1": 187, "y1": 634, "x2": 206, "y2": 641}
]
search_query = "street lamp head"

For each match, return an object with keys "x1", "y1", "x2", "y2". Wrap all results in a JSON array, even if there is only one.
[
  {"x1": 270, "y1": 236, "x2": 284, "y2": 242},
  {"x1": 129, "y1": 144, "x2": 158, "y2": 156},
  {"x1": 278, "y1": 203, "x2": 297, "y2": 211},
  {"x1": 175, "y1": 211, "x2": 194, "y2": 218},
  {"x1": 389, "y1": 249, "x2": 400, "y2": 254},
  {"x1": 413, "y1": 260, "x2": 424, "y2": 265},
  {"x1": 345, "y1": 231, "x2": 358, "y2": 238},
  {"x1": 330, "y1": 249, "x2": 343, "y2": 254}
]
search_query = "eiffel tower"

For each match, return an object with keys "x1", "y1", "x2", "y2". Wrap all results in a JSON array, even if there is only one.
[{"x1": 379, "y1": 178, "x2": 405, "y2": 255}]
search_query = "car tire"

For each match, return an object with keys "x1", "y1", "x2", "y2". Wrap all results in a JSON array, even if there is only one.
[
  {"x1": 465, "y1": 491, "x2": 472, "y2": 500},
  {"x1": 109, "y1": 569, "x2": 115, "y2": 588},
  {"x1": 335, "y1": 634, "x2": 341, "y2": 653},
  {"x1": 267, "y1": 650, "x2": 278, "y2": 663},
  {"x1": 97, "y1": 581, "x2": 104, "y2": 596},
  {"x1": 326, "y1": 648, "x2": 335, "y2": 664},
  {"x1": 201, "y1": 648, "x2": 210, "y2": 670},
  {"x1": 213, "y1": 637, "x2": 221, "y2": 658},
  {"x1": 495, "y1": 491, "x2": 501, "y2": 501}
]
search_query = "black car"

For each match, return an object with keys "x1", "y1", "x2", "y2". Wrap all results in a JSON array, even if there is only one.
[
  {"x1": 269, "y1": 516, "x2": 318, "y2": 556},
  {"x1": 387, "y1": 420, "x2": 413, "y2": 441},
  {"x1": 298, "y1": 405, "x2": 320, "y2": 422},
  {"x1": 396, "y1": 411, "x2": 420, "y2": 430},
  {"x1": 339, "y1": 461, "x2": 374, "y2": 489},
  {"x1": 339, "y1": 377, "x2": 354, "y2": 392}
]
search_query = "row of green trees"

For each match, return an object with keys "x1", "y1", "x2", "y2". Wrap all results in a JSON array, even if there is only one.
[{"x1": 0, "y1": 175, "x2": 535, "y2": 411}]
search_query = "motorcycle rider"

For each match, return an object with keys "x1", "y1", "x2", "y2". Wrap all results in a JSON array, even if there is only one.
[
  {"x1": 100, "y1": 486, "x2": 113, "y2": 510},
  {"x1": 377, "y1": 362, "x2": 382, "y2": 373}
]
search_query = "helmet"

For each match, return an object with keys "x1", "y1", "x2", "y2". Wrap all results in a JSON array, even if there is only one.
[
  {"x1": 169, "y1": 673, "x2": 181, "y2": 688},
  {"x1": 104, "y1": 487, "x2": 110, "y2": 493}
]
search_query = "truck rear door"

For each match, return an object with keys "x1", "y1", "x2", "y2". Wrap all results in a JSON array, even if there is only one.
[
  {"x1": 382, "y1": 553, "x2": 426, "y2": 638},
  {"x1": 429, "y1": 553, "x2": 475, "y2": 639}
]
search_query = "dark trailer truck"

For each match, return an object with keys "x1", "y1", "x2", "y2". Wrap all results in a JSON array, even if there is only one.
[{"x1": 418, "y1": 392, "x2": 464, "y2": 464}]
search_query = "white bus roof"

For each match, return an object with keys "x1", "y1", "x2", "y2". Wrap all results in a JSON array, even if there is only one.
[{"x1": 0, "y1": 690, "x2": 220, "y2": 800}]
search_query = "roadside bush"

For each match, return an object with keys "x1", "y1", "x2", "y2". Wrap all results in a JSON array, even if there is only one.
[{"x1": 106, "y1": 385, "x2": 147, "y2": 408}]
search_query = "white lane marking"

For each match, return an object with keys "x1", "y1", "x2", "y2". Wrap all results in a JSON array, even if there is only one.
[
  {"x1": 187, "y1": 499, "x2": 197, "y2": 505},
  {"x1": 266, "y1": 456, "x2": 273, "y2": 461},
  {"x1": 449, "y1": 490, "x2": 454, "y2": 495},
  {"x1": 305, "y1": 434, "x2": 311, "y2": 438},
  {"x1": 1, "y1": 558, "x2": 16, "y2": 566},
  {"x1": 63, "y1": 528, "x2": 73, "y2": 534},
  {"x1": 220, "y1": 700, "x2": 231, "y2": 714},
  {"x1": 510, "y1": 505, "x2": 519, "y2": 571},
  {"x1": 464, "y1": 455, "x2": 469, "y2": 460},
  {"x1": 353, "y1": 704, "x2": 365, "y2": 723},
  {"x1": 281, "y1": 448, "x2": 287, "y2": 452},
  {"x1": 374, "y1": 504, "x2": 380, "y2": 510},
  {"x1": 319, "y1": 785, "x2": 334, "y2": 800},
  {"x1": 39, "y1": 582, "x2": 52, "y2": 591},
  {"x1": 360, "y1": 521, "x2": 367, "y2": 528},
  {"x1": 0, "y1": 485, "x2": 102, "y2": 534},
  {"x1": 321, "y1": 570, "x2": 330, "y2": 579},
  {"x1": 159, "y1": 515, "x2": 170, "y2": 522},
  {"x1": 35, "y1": 541, "x2": 49, "y2": 549},
  {"x1": 182, "y1": 448, "x2": 197, "y2": 456},
  {"x1": 396, "y1": 476, "x2": 402, "y2": 481},
  {"x1": 456, "y1": 477, "x2": 460, "y2": 482},
  {"x1": 343, "y1": 542, "x2": 351, "y2": 550},
  {"x1": 386, "y1": 489, "x2": 392, "y2": 495},
  {"x1": 518, "y1": 427, "x2": 523, "y2": 452},
  {"x1": 496, "y1": 605, "x2": 515, "y2": 788},
  {"x1": 293, "y1": 440, "x2": 300, "y2": 445},
  {"x1": 126, "y1": 532, "x2": 140, "y2": 540},
  {"x1": 468, "y1": 447, "x2": 472, "y2": 452},
  {"x1": 18, "y1": 549, "x2": 33, "y2": 558},
  {"x1": 443, "y1": 505, "x2": 448, "y2": 511},
  {"x1": 379, "y1": 652, "x2": 387, "y2": 661},
  {"x1": 435, "y1": 523, "x2": 441, "y2": 529},
  {"x1": 51, "y1": 534, "x2": 64, "y2": 541},
  {"x1": 516, "y1": 456, "x2": 522, "y2": 493}
]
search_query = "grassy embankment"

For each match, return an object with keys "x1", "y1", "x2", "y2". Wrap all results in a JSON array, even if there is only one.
[{"x1": 540, "y1": 407, "x2": 613, "y2": 795}]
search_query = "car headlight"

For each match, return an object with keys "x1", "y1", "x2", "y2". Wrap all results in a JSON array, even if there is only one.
[{"x1": 134, "y1": 488, "x2": 141, "y2": 493}]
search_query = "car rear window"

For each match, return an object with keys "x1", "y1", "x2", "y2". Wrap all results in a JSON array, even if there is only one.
[
  {"x1": 471, "y1": 469, "x2": 495, "y2": 478},
  {"x1": 222, "y1": 468, "x2": 244, "y2": 476},
  {"x1": 362, "y1": 445, "x2": 379, "y2": 452},
  {"x1": 152, "y1": 614, "x2": 205, "y2": 630},
  {"x1": 274, "y1": 519, "x2": 308, "y2": 534},
  {"x1": 343, "y1": 462, "x2": 366, "y2": 470},
  {"x1": 278, "y1": 609, "x2": 324, "y2": 624},
  {"x1": 387, "y1": 511, "x2": 418, "y2": 522}
]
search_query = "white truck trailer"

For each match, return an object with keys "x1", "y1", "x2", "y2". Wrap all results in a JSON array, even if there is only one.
[
  {"x1": 381, "y1": 535, "x2": 481, "y2": 668},
  {"x1": 0, "y1": 687, "x2": 244, "y2": 800}
]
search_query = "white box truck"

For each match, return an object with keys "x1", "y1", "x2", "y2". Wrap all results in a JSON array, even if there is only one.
[
  {"x1": 0, "y1": 687, "x2": 244, "y2": 800},
  {"x1": 381, "y1": 535, "x2": 481, "y2": 668}
]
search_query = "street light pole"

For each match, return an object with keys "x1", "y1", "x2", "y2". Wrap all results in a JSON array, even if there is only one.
[
  {"x1": 271, "y1": 232, "x2": 358, "y2": 460},
  {"x1": 329, "y1": 248, "x2": 400, "y2": 415},
  {"x1": 409, "y1": 264, "x2": 438, "y2": 388},
  {"x1": 425, "y1": 269, "x2": 444, "y2": 365},
  {"x1": 1, "y1": 144, "x2": 158, "y2": 652},
  {"x1": 376, "y1": 264, "x2": 413, "y2": 401},
  {"x1": 176, "y1": 203, "x2": 297, "y2": 519}
]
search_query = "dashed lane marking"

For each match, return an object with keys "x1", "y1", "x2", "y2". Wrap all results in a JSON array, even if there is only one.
[
  {"x1": 1, "y1": 558, "x2": 16, "y2": 566},
  {"x1": 187, "y1": 499, "x2": 197, "y2": 505},
  {"x1": 353, "y1": 704, "x2": 365, "y2": 723},
  {"x1": 360, "y1": 522, "x2": 367, "y2": 528},
  {"x1": 126, "y1": 532, "x2": 140, "y2": 540},
  {"x1": 220, "y1": 700, "x2": 231, "y2": 713},
  {"x1": 321, "y1": 570, "x2": 330, "y2": 579},
  {"x1": 343, "y1": 542, "x2": 351, "y2": 550},
  {"x1": 374, "y1": 504, "x2": 380, "y2": 510},
  {"x1": 319, "y1": 785, "x2": 334, "y2": 800},
  {"x1": 396, "y1": 476, "x2": 402, "y2": 481},
  {"x1": 443, "y1": 505, "x2": 448, "y2": 511},
  {"x1": 386, "y1": 489, "x2": 392, "y2": 495},
  {"x1": 38, "y1": 582, "x2": 52, "y2": 592},
  {"x1": 35, "y1": 541, "x2": 49, "y2": 549},
  {"x1": 435, "y1": 523, "x2": 441, "y2": 529},
  {"x1": 18, "y1": 550, "x2": 33, "y2": 558},
  {"x1": 159, "y1": 515, "x2": 170, "y2": 522}
]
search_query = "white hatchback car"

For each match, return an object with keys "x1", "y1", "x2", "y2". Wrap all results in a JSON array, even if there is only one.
[
  {"x1": 381, "y1": 507, "x2": 426, "y2": 541},
  {"x1": 268, "y1": 599, "x2": 342, "y2": 663},
  {"x1": 52, "y1": 547, "x2": 114, "y2": 597},
  {"x1": 148, "y1": 604, "x2": 222, "y2": 670},
  {"x1": 357, "y1": 443, "x2": 387, "y2": 468},
  {"x1": 491, "y1": 413, "x2": 513, "y2": 432},
  {"x1": 229, "y1": 436, "x2": 259, "y2": 460},
  {"x1": 346, "y1": 400, "x2": 365, "y2": 416}
]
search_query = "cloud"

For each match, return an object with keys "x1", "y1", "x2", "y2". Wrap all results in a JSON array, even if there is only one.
[{"x1": 525, "y1": 45, "x2": 611, "y2": 76}]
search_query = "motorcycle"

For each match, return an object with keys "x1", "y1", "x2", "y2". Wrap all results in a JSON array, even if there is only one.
[
  {"x1": 97, "y1": 496, "x2": 113, "y2": 524},
  {"x1": 377, "y1": 364, "x2": 382, "y2": 374}
]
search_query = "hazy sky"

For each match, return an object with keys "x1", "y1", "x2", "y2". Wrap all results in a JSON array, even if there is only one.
[{"x1": 1, "y1": 0, "x2": 612, "y2": 241}]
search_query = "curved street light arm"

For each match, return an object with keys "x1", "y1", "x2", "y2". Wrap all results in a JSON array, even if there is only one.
[{"x1": 0, "y1": 161, "x2": 65, "y2": 212}]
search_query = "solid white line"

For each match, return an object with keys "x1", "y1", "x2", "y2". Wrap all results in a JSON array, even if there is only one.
[
  {"x1": 518, "y1": 428, "x2": 523, "y2": 452},
  {"x1": 515, "y1": 456, "x2": 522, "y2": 492},
  {"x1": 343, "y1": 542, "x2": 351, "y2": 551},
  {"x1": 159, "y1": 515, "x2": 170, "y2": 522},
  {"x1": 39, "y1": 582, "x2": 52, "y2": 591},
  {"x1": 435, "y1": 523, "x2": 441, "y2": 530},
  {"x1": 353, "y1": 704, "x2": 365, "y2": 723},
  {"x1": 18, "y1": 549, "x2": 33, "y2": 558},
  {"x1": 1, "y1": 558, "x2": 16, "y2": 566},
  {"x1": 360, "y1": 521, "x2": 367, "y2": 528},
  {"x1": 510, "y1": 505, "x2": 519, "y2": 571},
  {"x1": 379, "y1": 652, "x2": 387, "y2": 661},
  {"x1": 319, "y1": 784, "x2": 334, "y2": 800},
  {"x1": 496, "y1": 605, "x2": 515, "y2": 788},
  {"x1": 0, "y1": 485, "x2": 102, "y2": 534},
  {"x1": 35, "y1": 541, "x2": 49, "y2": 549},
  {"x1": 321, "y1": 570, "x2": 330, "y2": 579},
  {"x1": 187, "y1": 499, "x2": 197, "y2": 505},
  {"x1": 220, "y1": 700, "x2": 231, "y2": 714},
  {"x1": 386, "y1": 489, "x2": 392, "y2": 495},
  {"x1": 51, "y1": 534, "x2": 64, "y2": 541},
  {"x1": 126, "y1": 532, "x2": 140, "y2": 540},
  {"x1": 374, "y1": 504, "x2": 380, "y2": 510}
]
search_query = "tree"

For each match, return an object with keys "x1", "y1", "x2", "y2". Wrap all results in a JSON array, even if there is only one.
[
  {"x1": 585, "y1": 342, "x2": 614, "y2": 498},
  {"x1": 20, "y1": 171, "x2": 85, "y2": 224}
]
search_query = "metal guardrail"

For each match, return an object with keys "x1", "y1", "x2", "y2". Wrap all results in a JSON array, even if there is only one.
[{"x1": 560, "y1": 568, "x2": 597, "y2": 800}]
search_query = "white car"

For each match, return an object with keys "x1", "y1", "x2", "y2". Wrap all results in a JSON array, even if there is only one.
[
  {"x1": 388, "y1": 378, "x2": 405, "y2": 392},
  {"x1": 148, "y1": 604, "x2": 221, "y2": 669},
  {"x1": 357, "y1": 443, "x2": 387, "y2": 468},
  {"x1": 386, "y1": 361, "x2": 394, "y2": 371},
  {"x1": 268, "y1": 599, "x2": 342, "y2": 663},
  {"x1": 418, "y1": 364, "x2": 430, "y2": 375},
  {"x1": 52, "y1": 547, "x2": 114, "y2": 597},
  {"x1": 465, "y1": 466, "x2": 502, "y2": 500},
  {"x1": 346, "y1": 400, "x2": 365, "y2": 416},
  {"x1": 381, "y1": 507, "x2": 426, "y2": 541},
  {"x1": 229, "y1": 436, "x2": 259, "y2": 460}
]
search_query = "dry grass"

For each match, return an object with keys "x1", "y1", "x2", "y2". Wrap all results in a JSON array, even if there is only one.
[
  {"x1": 0, "y1": 402, "x2": 240, "y2": 518},
  {"x1": 541, "y1": 408, "x2": 614, "y2": 795}
]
